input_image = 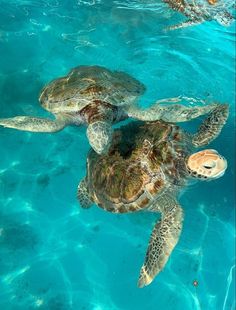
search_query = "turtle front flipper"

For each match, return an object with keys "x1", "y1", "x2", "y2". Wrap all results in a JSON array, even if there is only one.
[
  {"x1": 0, "y1": 115, "x2": 67, "y2": 133},
  {"x1": 165, "y1": 19, "x2": 203, "y2": 31},
  {"x1": 192, "y1": 104, "x2": 229, "y2": 147},
  {"x1": 86, "y1": 121, "x2": 113, "y2": 154},
  {"x1": 138, "y1": 198, "x2": 183, "y2": 288},
  {"x1": 77, "y1": 178, "x2": 92, "y2": 209},
  {"x1": 126, "y1": 97, "x2": 218, "y2": 122},
  {"x1": 215, "y1": 11, "x2": 234, "y2": 26}
]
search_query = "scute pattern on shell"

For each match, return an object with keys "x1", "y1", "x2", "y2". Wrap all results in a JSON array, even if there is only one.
[
  {"x1": 39, "y1": 65, "x2": 146, "y2": 114},
  {"x1": 89, "y1": 152, "x2": 150, "y2": 205},
  {"x1": 87, "y1": 120, "x2": 190, "y2": 213}
]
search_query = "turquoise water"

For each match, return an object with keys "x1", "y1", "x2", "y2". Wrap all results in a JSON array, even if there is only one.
[{"x1": 0, "y1": 1, "x2": 235, "y2": 309}]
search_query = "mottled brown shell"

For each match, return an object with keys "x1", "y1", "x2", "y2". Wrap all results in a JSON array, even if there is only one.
[
  {"x1": 39, "y1": 65, "x2": 145, "y2": 114},
  {"x1": 87, "y1": 120, "x2": 189, "y2": 213},
  {"x1": 90, "y1": 154, "x2": 151, "y2": 201}
]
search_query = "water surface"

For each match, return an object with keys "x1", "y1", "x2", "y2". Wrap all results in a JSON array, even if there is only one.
[{"x1": 0, "y1": 1, "x2": 235, "y2": 309}]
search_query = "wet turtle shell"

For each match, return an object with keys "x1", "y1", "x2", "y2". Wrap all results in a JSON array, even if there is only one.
[
  {"x1": 39, "y1": 65, "x2": 145, "y2": 114},
  {"x1": 86, "y1": 120, "x2": 190, "y2": 213}
]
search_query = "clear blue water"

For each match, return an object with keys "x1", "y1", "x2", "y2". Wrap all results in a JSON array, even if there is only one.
[{"x1": 0, "y1": 1, "x2": 235, "y2": 309}]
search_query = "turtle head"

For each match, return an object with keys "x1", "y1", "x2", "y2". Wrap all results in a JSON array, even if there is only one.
[{"x1": 186, "y1": 149, "x2": 227, "y2": 180}]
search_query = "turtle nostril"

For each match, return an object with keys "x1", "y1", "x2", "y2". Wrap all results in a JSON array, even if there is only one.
[
  {"x1": 203, "y1": 161, "x2": 216, "y2": 169},
  {"x1": 203, "y1": 165, "x2": 212, "y2": 169}
]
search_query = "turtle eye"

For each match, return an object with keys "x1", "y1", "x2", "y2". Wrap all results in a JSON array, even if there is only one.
[{"x1": 203, "y1": 161, "x2": 216, "y2": 169}]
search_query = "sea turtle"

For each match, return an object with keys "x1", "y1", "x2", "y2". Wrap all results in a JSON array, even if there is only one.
[
  {"x1": 164, "y1": 0, "x2": 234, "y2": 30},
  {"x1": 77, "y1": 103, "x2": 229, "y2": 287},
  {"x1": 0, "y1": 65, "x2": 219, "y2": 154}
]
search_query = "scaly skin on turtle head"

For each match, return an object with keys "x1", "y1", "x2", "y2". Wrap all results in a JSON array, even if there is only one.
[{"x1": 186, "y1": 149, "x2": 227, "y2": 180}]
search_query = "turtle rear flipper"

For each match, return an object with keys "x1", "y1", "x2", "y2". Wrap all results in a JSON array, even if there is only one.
[
  {"x1": 138, "y1": 197, "x2": 183, "y2": 288},
  {"x1": 192, "y1": 104, "x2": 229, "y2": 147},
  {"x1": 0, "y1": 115, "x2": 67, "y2": 132},
  {"x1": 77, "y1": 178, "x2": 92, "y2": 209}
]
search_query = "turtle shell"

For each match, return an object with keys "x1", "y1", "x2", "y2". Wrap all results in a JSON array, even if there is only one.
[
  {"x1": 86, "y1": 120, "x2": 189, "y2": 213},
  {"x1": 39, "y1": 65, "x2": 145, "y2": 114},
  {"x1": 87, "y1": 151, "x2": 164, "y2": 213}
]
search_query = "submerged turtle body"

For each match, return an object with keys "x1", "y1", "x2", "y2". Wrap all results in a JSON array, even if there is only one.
[
  {"x1": 0, "y1": 65, "x2": 221, "y2": 154},
  {"x1": 87, "y1": 121, "x2": 188, "y2": 213},
  {"x1": 78, "y1": 104, "x2": 229, "y2": 287},
  {"x1": 164, "y1": 0, "x2": 234, "y2": 30},
  {"x1": 39, "y1": 65, "x2": 145, "y2": 114}
]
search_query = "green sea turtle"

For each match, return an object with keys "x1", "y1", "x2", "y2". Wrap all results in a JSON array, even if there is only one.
[
  {"x1": 0, "y1": 65, "x2": 219, "y2": 154},
  {"x1": 164, "y1": 0, "x2": 234, "y2": 30},
  {"x1": 77, "y1": 103, "x2": 229, "y2": 287}
]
